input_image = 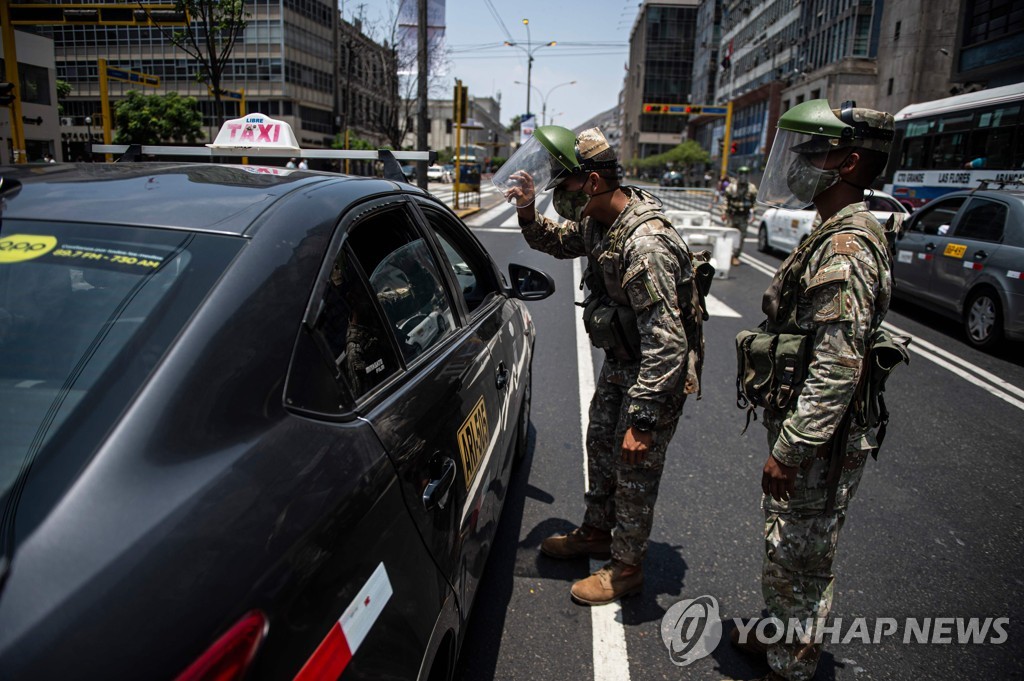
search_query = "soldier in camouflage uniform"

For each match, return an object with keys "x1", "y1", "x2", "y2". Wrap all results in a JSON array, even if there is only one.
[
  {"x1": 722, "y1": 165, "x2": 758, "y2": 266},
  {"x1": 731, "y1": 101, "x2": 896, "y2": 680},
  {"x1": 498, "y1": 126, "x2": 706, "y2": 605}
]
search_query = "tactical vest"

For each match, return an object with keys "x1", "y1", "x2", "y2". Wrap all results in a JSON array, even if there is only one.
[
  {"x1": 725, "y1": 183, "x2": 756, "y2": 215},
  {"x1": 580, "y1": 189, "x2": 713, "y2": 394},
  {"x1": 735, "y1": 209, "x2": 909, "y2": 443}
]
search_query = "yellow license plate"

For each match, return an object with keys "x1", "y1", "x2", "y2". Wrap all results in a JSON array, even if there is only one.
[{"x1": 943, "y1": 243, "x2": 967, "y2": 259}]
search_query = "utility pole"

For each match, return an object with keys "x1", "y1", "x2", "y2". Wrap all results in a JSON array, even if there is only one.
[{"x1": 416, "y1": 0, "x2": 428, "y2": 189}]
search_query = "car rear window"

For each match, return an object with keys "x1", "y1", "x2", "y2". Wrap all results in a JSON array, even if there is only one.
[{"x1": 0, "y1": 222, "x2": 242, "y2": 509}]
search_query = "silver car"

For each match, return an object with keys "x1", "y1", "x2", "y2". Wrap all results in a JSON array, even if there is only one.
[{"x1": 893, "y1": 187, "x2": 1024, "y2": 349}]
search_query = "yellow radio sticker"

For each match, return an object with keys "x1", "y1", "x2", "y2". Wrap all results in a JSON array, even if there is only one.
[
  {"x1": 943, "y1": 243, "x2": 967, "y2": 259},
  {"x1": 457, "y1": 396, "x2": 489, "y2": 484},
  {"x1": 0, "y1": 234, "x2": 58, "y2": 263}
]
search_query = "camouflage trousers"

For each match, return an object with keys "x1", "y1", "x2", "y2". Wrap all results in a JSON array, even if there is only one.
[
  {"x1": 582, "y1": 358, "x2": 686, "y2": 566},
  {"x1": 761, "y1": 415, "x2": 870, "y2": 681},
  {"x1": 727, "y1": 213, "x2": 750, "y2": 257}
]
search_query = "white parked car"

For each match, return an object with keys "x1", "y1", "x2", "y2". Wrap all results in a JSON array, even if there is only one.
[
  {"x1": 426, "y1": 164, "x2": 445, "y2": 182},
  {"x1": 757, "y1": 191, "x2": 908, "y2": 253}
]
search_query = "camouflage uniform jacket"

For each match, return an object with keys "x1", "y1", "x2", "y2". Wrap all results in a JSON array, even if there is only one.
[
  {"x1": 763, "y1": 201, "x2": 892, "y2": 467},
  {"x1": 521, "y1": 187, "x2": 698, "y2": 422},
  {"x1": 723, "y1": 181, "x2": 758, "y2": 216}
]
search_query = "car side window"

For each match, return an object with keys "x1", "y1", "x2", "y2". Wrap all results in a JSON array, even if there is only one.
[
  {"x1": 347, "y1": 207, "x2": 456, "y2": 362},
  {"x1": 911, "y1": 197, "x2": 966, "y2": 235},
  {"x1": 954, "y1": 198, "x2": 1007, "y2": 243},
  {"x1": 319, "y1": 246, "x2": 401, "y2": 399},
  {"x1": 419, "y1": 207, "x2": 500, "y2": 313}
]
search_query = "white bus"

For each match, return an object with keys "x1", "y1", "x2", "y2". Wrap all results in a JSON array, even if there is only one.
[{"x1": 882, "y1": 83, "x2": 1024, "y2": 210}]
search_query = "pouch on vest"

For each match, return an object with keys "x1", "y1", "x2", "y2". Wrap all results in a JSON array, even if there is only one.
[
  {"x1": 736, "y1": 328, "x2": 812, "y2": 414},
  {"x1": 854, "y1": 326, "x2": 910, "y2": 453},
  {"x1": 583, "y1": 300, "x2": 641, "y2": 360}
]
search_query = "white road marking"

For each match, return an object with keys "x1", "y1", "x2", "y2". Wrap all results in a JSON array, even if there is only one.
[
  {"x1": 705, "y1": 294, "x2": 742, "y2": 317},
  {"x1": 573, "y1": 257, "x2": 631, "y2": 681},
  {"x1": 740, "y1": 252, "x2": 1024, "y2": 413},
  {"x1": 739, "y1": 253, "x2": 779, "y2": 277},
  {"x1": 880, "y1": 322, "x2": 1024, "y2": 412}
]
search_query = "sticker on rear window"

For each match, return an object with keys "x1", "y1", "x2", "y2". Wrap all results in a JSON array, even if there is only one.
[{"x1": 0, "y1": 234, "x2": 58, "y2": 263}]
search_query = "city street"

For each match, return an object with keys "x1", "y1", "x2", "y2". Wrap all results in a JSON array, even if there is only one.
[{"x1": 433, "y1": 183, "x2": 1024, "y2": 680}]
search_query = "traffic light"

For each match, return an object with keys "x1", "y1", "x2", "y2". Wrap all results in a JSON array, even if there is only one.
[
  {"x1": 0, "y1": 82, "x2": 15, "y2": 106},
  {"x1": 730, "y1": 142, "x2": 738, "y2": 154}
]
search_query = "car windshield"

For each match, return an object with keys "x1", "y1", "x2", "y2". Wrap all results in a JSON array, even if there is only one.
[{"x1": 0, "y1": 221, "x2": 242, "y2": 547}]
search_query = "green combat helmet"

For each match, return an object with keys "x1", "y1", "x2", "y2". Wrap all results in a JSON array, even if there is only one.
[
  {"x1": 492, "y1": 124, "x2": 578, "y2": 204},
  {"x1": 534, "y1": 125, "x2": 582, "y2": 190},
  {"x1": 757, "y1": 99, "x2": 894, "y2": 209}
]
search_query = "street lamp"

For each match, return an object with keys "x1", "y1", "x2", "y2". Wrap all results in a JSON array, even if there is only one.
[
  {"x1": 84, "y1": 116, "x2": 93, "y2": 160},
  {"x1": 504, "y1": 18, "x2": 556, "y2": 120},
  {"x1": 514, "y1": 79, "x2": 576, "y2": 126}
]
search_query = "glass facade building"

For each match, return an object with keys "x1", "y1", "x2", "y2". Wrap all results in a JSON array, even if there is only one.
[{"x1": 34, "y1": 0, "x2": 396, "y2": 153}]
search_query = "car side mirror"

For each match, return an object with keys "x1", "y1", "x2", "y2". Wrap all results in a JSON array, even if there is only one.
[{"x1": 508, "y1": 263, "x2": 555, "y2": 301}]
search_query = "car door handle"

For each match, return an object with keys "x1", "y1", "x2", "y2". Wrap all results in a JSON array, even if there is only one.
[
  {"x1": 925, "y1": 242, "x2": 936, "y2": 251},
  {"x1": 496, "y1": 362, "x2": 509, "y2": 391},
  {"x1": 974, "y1": 250, "x2": 988, "y2": 260},
  {"x1": 422, "y1": 457, "x2": 457, "y2": 511}
]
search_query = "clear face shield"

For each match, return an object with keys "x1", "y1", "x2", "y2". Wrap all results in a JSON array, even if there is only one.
[
  {"x1": 756, "y1": 129, "x2": 848, "y2": 210},
  {"x1": 492, "y1": 134, "x2": 572, "y2": 207}
]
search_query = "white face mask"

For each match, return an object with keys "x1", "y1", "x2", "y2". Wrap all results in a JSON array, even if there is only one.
[{"x1": 785, "y1": 154, "x2": 843, "y2": 203}]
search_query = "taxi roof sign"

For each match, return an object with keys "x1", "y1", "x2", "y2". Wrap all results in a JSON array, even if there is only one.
[{"x1": 207, "y1": 113, "x2": 300, "y2": 151}]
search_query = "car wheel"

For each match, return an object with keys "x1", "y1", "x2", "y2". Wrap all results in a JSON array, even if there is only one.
[
  {"x1": 964, "y1": 288, "x2": 1004, "y2": 350},
  {"x1": 758, "y1": 224, "x2": 770, "y2": 253},
  {"x1": 514, "y1": 367, "x2": 532, "y2": 464}
]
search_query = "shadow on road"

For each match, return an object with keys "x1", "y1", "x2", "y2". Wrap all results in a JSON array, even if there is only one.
[{"x1": 709, "y1": 618, "x2": 844, "y2": 681}]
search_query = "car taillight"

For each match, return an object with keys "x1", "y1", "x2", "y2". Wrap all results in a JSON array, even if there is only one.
[{"x1": 174, "y1": 610, "x2": 268, "y2": 681}]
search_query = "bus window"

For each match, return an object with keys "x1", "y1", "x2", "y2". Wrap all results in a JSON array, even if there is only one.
[
  {"x1": 938, "y1": 112, "x2": 974, "y2": 133},
  {"x1": 901, "y1": 137, "x2": 930, "y2": 169},
  {"x1": 930, "y1": 132, "x2": 967, "y2": 169}
]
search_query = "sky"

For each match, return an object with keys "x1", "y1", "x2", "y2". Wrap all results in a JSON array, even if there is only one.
[{"x1": 351, "y1": 0, "x2": 641, "y2": 131}]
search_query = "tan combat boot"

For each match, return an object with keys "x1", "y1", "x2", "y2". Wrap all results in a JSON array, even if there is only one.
[
  {"x1": 569, "y1": 560, "x2": 643, "y2": 605},
  {"x1": 540, "y1": 525, "x2": 611, "y2": 559}
]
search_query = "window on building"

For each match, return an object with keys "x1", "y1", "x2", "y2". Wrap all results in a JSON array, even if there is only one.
[
  {"x1": 894, "y1": 20, "x2": 901, "y2": 40},
  {"x1": 887, "y1": 78, "x2": 894, "y2": 95}
]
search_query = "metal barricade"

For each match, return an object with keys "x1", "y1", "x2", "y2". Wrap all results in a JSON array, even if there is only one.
[{"x1": 641, "y1": 186, "x2": 737, "y2": 278}]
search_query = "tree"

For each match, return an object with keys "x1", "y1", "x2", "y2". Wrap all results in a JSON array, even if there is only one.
[
  {"x1": 113, "y1": 91, "x2": 205, "y2": 145},
  {"x1": 56, "y1": 79, "x2": 72, "y2": 115},
  {"x1": 361, "y1": 0, "x2": 451, "y2": 149},
  {"x1": 136, "y1": 1, "x2": 248, "y2": 125},
  {"x1": 631, "y1": 140, "x2": 710, "y2": 171}
]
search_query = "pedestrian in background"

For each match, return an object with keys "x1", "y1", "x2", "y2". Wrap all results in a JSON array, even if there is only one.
[{"x1": 722, "y1": 165, "x2": 758, "y2": 266}]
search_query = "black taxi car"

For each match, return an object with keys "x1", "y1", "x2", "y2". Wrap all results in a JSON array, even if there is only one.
[{"x1": 0, "y1": 132, "x2": 552, "y2": 680}]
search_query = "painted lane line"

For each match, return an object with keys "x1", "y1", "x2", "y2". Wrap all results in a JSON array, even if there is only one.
[
  {"x1": 740, "y1": 253, "x2": 1024, "y2": 412},
  {"x1": 739, "y1": 253, "x2": 779, "y2": 277},
  {"x1": 897, "y1": 339, "x2": 1024, "y2": 412},
  {"x1": 573, "y1": 257, "x2": 631, "y2": 681},
  {"x1": 706, "y1": 294, "x2": 742, "y2": 318},
  {"x1": 882, "y1": 320, "x2": 1024, "y2": 402}
]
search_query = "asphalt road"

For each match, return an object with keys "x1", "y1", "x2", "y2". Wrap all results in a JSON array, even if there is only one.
[{"x1": 431, "y1": 183, "x2": 1024, "y2": 681}]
